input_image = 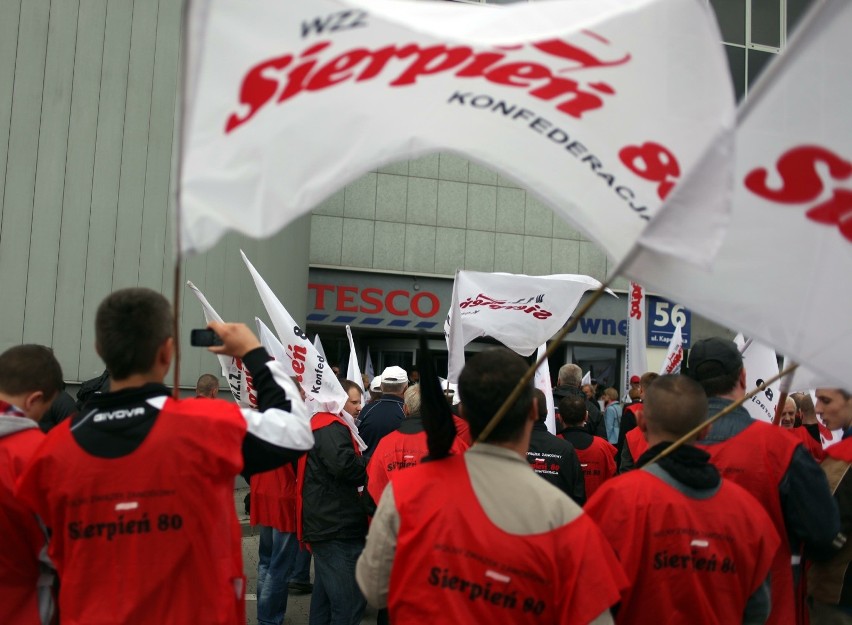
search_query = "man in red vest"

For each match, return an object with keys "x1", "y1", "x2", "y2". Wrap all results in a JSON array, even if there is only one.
[
  {"x1": 366, "y1": 385, "x2": 468, "y2": 504},
  {"x1": 16, "y1": 288, "x2": 313, "y2": 625},
  {"x1": 557, "y1": 395, "x2": 616, "y2": 498},
  {"x1": 617, "y1": 372, "x2": 658, "y2": 471},
  {"x1": 586, "y1": 374, "x2": 779, "y2": 624},
  {"x1": 356, "y1": 348, "x2": 627, "y2": 624},
  {"x1": 0, "y1": 345, "x2": 63, "y2": 625},
  {"x1": 686, "y1": 337, "x2": 842, "y2": 625}
]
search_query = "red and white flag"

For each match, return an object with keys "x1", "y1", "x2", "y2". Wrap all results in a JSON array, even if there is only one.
[
  {"x1": 186, "y1": 281, "x2": 256, "y2": 408},
  {"x1": 445, "y1": 270, "x2": 611, "y2": 382},
  {"x1": 659, "y1": 323, "x2": 683, "y2": 375},
  {"x1": 180, "y1": 0, "x2": 734, "y2": 266},
  {"x1": 624, "y1": 281, "x2": 648, "y2": 387},
  {"x1": 627, "y1": 0, "x2": 852, "y2": 387}
]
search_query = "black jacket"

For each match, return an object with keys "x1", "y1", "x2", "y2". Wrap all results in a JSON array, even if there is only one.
[
  {"x1": 301, "y1": 420, "x2": 368, "y2": 543},
  {"x1": 358, "y1": 395, "x2": 405, "y2": 458},
  {"x1": 526, "y1": 421, "x2": 586, "y2": 506},
  {"x1": 553, "y1": 385, "x2": 606, "y2": 439}
]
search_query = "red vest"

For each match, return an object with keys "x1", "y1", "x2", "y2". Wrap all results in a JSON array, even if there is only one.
[
  {"x1": 388, "y1": 455, "x2": 625, "y2": 625},
  {"x1": 296, "y1": 412, "x2": 361, "y2": 540},
  {"x1": 784, "y1": 426, "x2": 825, "y2": 462},
  {"x1": 574, "y1": 437, "x2": 616, "y2": 497},
  {"x1": 365, "y1": 428, "x2": 468, "y2": 503},
  {"x1": 626, "y1": 427, "x2": 649, "y2": 462},
  {"x1": 698, "y1": 421, "x2": 800, "y2": 625},
  {"x1": 16, "y1": 398, "x2": 247, "y2": 625},
  {"x1": 585, "y1": 469, "x2": 779, "y2": 625},
  {"x1": 250, "y1": 464, "x2": 297, "y2": 533},
  {"x1": 453, "y1": 415, "x2": 472, "y2": 446},
  {"x1": 1, "y1": 425, "x2": 46, "y2": 625}
]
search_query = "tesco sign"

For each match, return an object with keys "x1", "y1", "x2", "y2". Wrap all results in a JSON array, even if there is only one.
[{"x1": 309, "y1": 282, "x2": 442, "y2": 318}]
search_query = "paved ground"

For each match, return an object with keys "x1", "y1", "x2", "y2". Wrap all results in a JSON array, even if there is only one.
[{"x1": 236, "y1": 486, "x2": 379, "y2": 625}]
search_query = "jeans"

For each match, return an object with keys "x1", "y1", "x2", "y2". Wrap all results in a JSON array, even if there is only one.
[
  {"x1": 291, "y1": 545, "x2": 312, "y2": 584},
  {"x1": 308, "y1": 538, "x2": 367, "y2": 625},
  {"x1": 257, "y1": 526, "x2": 300, "y2": 625}
]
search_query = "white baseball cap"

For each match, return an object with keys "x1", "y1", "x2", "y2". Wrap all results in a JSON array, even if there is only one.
[{"x1": 380, "y1": 366, "x2": 409, "y2": 384}]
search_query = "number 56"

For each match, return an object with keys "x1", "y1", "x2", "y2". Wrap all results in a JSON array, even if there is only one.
[{"x1": 654, "y1": 302, "x2": 686, "y2": 327}]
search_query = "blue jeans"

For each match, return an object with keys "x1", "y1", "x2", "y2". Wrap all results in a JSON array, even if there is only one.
[
  {"x1": 257, "y1": 526, "x2": 300, "y2": 625},
  {"x1": 308, "y1": 539, "x2": 367, "y2": 625},
  {"x1": 291, "y1": 545, "x2": 312, "y2": 584}
]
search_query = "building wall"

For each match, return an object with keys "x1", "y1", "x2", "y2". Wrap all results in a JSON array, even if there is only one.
[{"x1": 0, "y1": 0, "x2": 310, "y2": 387}]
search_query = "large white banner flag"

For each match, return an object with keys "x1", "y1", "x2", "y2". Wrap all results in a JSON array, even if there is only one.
[
  {"x1": 734, "y1": 334, "x2": 780, "y2": 423},
  {"x1": 241, "y1": 250, "x2": 347, "y2": 415},
  {"x1": 181, "y1": 0, "x2": 734, "y2": 265},
  {"x1": 444, "y1": 270, "x2": 612, "y2": 382},
  {"x1": 624, "y1": 281, "x2": 648, "y2": 388},
  {"x1": 659, "y1": 323, "x2": 683, "y2": 375},
  {"x1": 534, "y1": 343, "x2": 557, "y2": 434},
  {"x1": 626, "y1": 0, "x2": 852, "y2": 387},
  {"x1": 186, "y1": 281, "x2": 256, "y2": 408}
]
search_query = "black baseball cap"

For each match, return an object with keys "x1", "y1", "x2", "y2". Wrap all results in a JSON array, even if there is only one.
[{"x1": 684, "y1": 337, "x2": 742, "y2": 381}]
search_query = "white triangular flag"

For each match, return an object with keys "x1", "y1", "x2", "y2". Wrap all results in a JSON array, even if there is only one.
[
  {"x1": 345, "y1": 325, "x2": 365, "y2": 407},
  {"x1": 186, "y1": 281, "x2": 255, "y2": 408},
  {"x1": 533, "y1": 344, "x2": 557, "y2": 435},
  {"x1": 364, "y1": 347, "x2": 375, "y2": 384},
  {"x1": 659, "y1": 324, "x2": 683, "y2": 375},
  {"x1": 581, "y1": 370, "x2": 592, "y2": 386},
  {"x1": 313, "y1": 334, "x2": 327, "y2": 360}
]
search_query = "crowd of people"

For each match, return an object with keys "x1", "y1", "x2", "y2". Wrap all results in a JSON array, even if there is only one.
[{"x1": 3, "y1": 287, "x2": 852, "y2": 625}]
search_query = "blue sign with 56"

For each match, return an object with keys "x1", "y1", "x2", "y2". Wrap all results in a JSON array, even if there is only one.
[{"x1": 646, "y1": 296, "x2": 691, "y2": 348}]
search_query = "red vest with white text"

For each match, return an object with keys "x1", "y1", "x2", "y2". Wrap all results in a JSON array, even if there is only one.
[
  {"x1": 585, "y1": 469, "x2": 779, "y2": 625},
  {"x1": 16, "y1": 398, "x2": 247, "y2": 625},
  {"x1": 388, "y1": 455, "x2": 625, "y2": 625},
  {"x1": 366, "y1": 429, "x2": 468, "y2": 503},
  {"x1": 1, "y1": 425, "x2": 46, "y2": 625},
  {"x1": 574, "y1": 436, "x2": 616, "y2": 497},
  {"x1": 698, "y1": 421, "x2": 800, "y2": 625}
]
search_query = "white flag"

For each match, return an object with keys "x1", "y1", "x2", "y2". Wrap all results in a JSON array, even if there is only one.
[
  {"x1": 734, "y1": 334, "x2": 780, "y2": 423},
  {"x1": 445, "y1": 270, "x2": 612, "y2": 383},
  {"x1": 581, "y1": 371, "x2": 592, "y2": 387},
  {"x1": 626, "y1": 0, "x2": 852, "y2": 388},
  {"x1": 659, "y1": 324, "x2": 683, "y2": 375},
  {"x1": 185, "y1": 281, "x2": 256, "y2": 408},
  {"x1": 533, "y1": 343, "x2": 557, "y2": 435},
  {"x1": 313, "y1": 334, "x2": 327, "y2": 360},
  {"x1": 364, "y1": 347, "x2": 375, "y2": 384},
  {"x1": 345, "y1": 325, "x2": 365, "y2": 398},
  {"x1": 256, "y1": 318, "x2": 289, "y2": 365},
  {"x1": 181, "y1": 0, "x2": 734, "y2": 265},
  {"x1": 240, "y1": 250, "x2": 346, "y2": 415},
  {"x1": 624, "y1": 281, "x2": 648, "y2": 389}
]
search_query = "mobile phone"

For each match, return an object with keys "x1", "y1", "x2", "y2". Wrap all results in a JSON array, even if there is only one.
[{"x1": 190, "y1": 329, "x2": 223, "y2": 347}]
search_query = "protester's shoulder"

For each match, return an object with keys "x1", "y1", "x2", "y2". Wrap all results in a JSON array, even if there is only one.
[{"x1": 173, "y1": 396, "x2": 244, "y2": 423}]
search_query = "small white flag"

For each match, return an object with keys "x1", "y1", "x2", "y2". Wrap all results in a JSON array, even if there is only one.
[
  {"x1": 313, "y1": 334, "x2": 327, "y2": 360},
  {"x1": 533, "y1": 344, "x2": 557, "y2": 435},
  {"x1": 659, "y1": 324, "x2": 684, "y2": 375},
  {"x1": 364, "y1": 347, "x2": 375, "y2": 384},
  {"x1": 581, "y1": 370, "x2": 592, "y2": 386},
  {"x1": 345, "y1": 325, "x2": 365, "y2": 406}
]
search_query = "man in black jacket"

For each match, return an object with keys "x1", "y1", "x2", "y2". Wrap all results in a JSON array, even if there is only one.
[
  {"x1": 300, "y1": 383, "x2": 368, "y2": 625},
  {"x1": 526, "y1": 389, "x2": 585, "y2": 505},
  {"x1": 553, "y1": 363, "x2": 606, "y2": 438}
]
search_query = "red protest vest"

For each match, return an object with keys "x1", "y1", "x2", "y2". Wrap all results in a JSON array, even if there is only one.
[
  {"x1": 388, "y1": 455, "x2": 625, "y2": 625},
  {"x1": 250, "y1": 464, "x2": 297, "y2": 533},
  {"x1": 698, "y1": 421, "x2": 800, "y2": 625},
  {"x1": 626, "y1": 427, "x2": 649, "y2": 463},
  {"x1": 585, "y1": 469, "x2": 779, "y2": 625},
  {"x1": 296, "y1": 412, "x2": 361, "y2": 541},
  {"x1": 1, "y1": 425, "x2": 46, "y2": 625},
  {"x1": 16, "y1": 398, "x2": 247, "y2": 625},
  {"x1": 784, "y1": 426, "x2": 825, "y2": 462},
  {"x1": 453, "y1": 415, "x2": 472, "y2": 446},
  {"x1": 574, "y1": 436, "x2": 616, "y2": 498},
  {"x1": 365, "y1": 428, "x2": 468, "y2": 503},
  {"x1": 826, "y1": 437, "x2": 852, "y2": 462}
]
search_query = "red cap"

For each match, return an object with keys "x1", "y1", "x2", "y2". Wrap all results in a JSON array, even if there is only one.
[{"x1": 630, "y1": 375, "x2": 641, "y2": 384}]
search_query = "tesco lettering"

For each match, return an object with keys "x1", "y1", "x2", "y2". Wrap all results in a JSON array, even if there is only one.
[{"x1": 309, "y1": 283, "x2": 441, "y2": 318}]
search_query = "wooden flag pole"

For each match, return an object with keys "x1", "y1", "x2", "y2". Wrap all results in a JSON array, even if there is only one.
[
  {"x1": 645, "y1": 362, "x2": 799, "y2": 466},
  {"x1": 476, "y1": 277, "x2": 614, "y2": 443}
]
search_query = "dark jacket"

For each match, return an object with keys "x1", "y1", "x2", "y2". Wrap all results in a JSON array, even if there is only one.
[
  {"x1": 301, "y1": 421, "x2": 368, "y2": 543},
  {"x1": 358, "y1": 395, "x2": 405, "y2": 458},
  {"x1": 553, "y1": 385, "x2": 606, "y2": 439},
  {"x1": 526, "y1": 421, "x2": 586, "y2": 506}
]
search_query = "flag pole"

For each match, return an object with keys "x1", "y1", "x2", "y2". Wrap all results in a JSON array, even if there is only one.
[
  {"x1": 771, "y1": 360, "x2": 798, "y2": 426},
  {"x1": 645, "y1": 362, "x2": 799, "y2": 465},
  {"x1": 476, "y1": 277, "x2": 614, "y2": 443},
  {"x1": 170, "y1": 0, "x2": 194, "y2": 400}
]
